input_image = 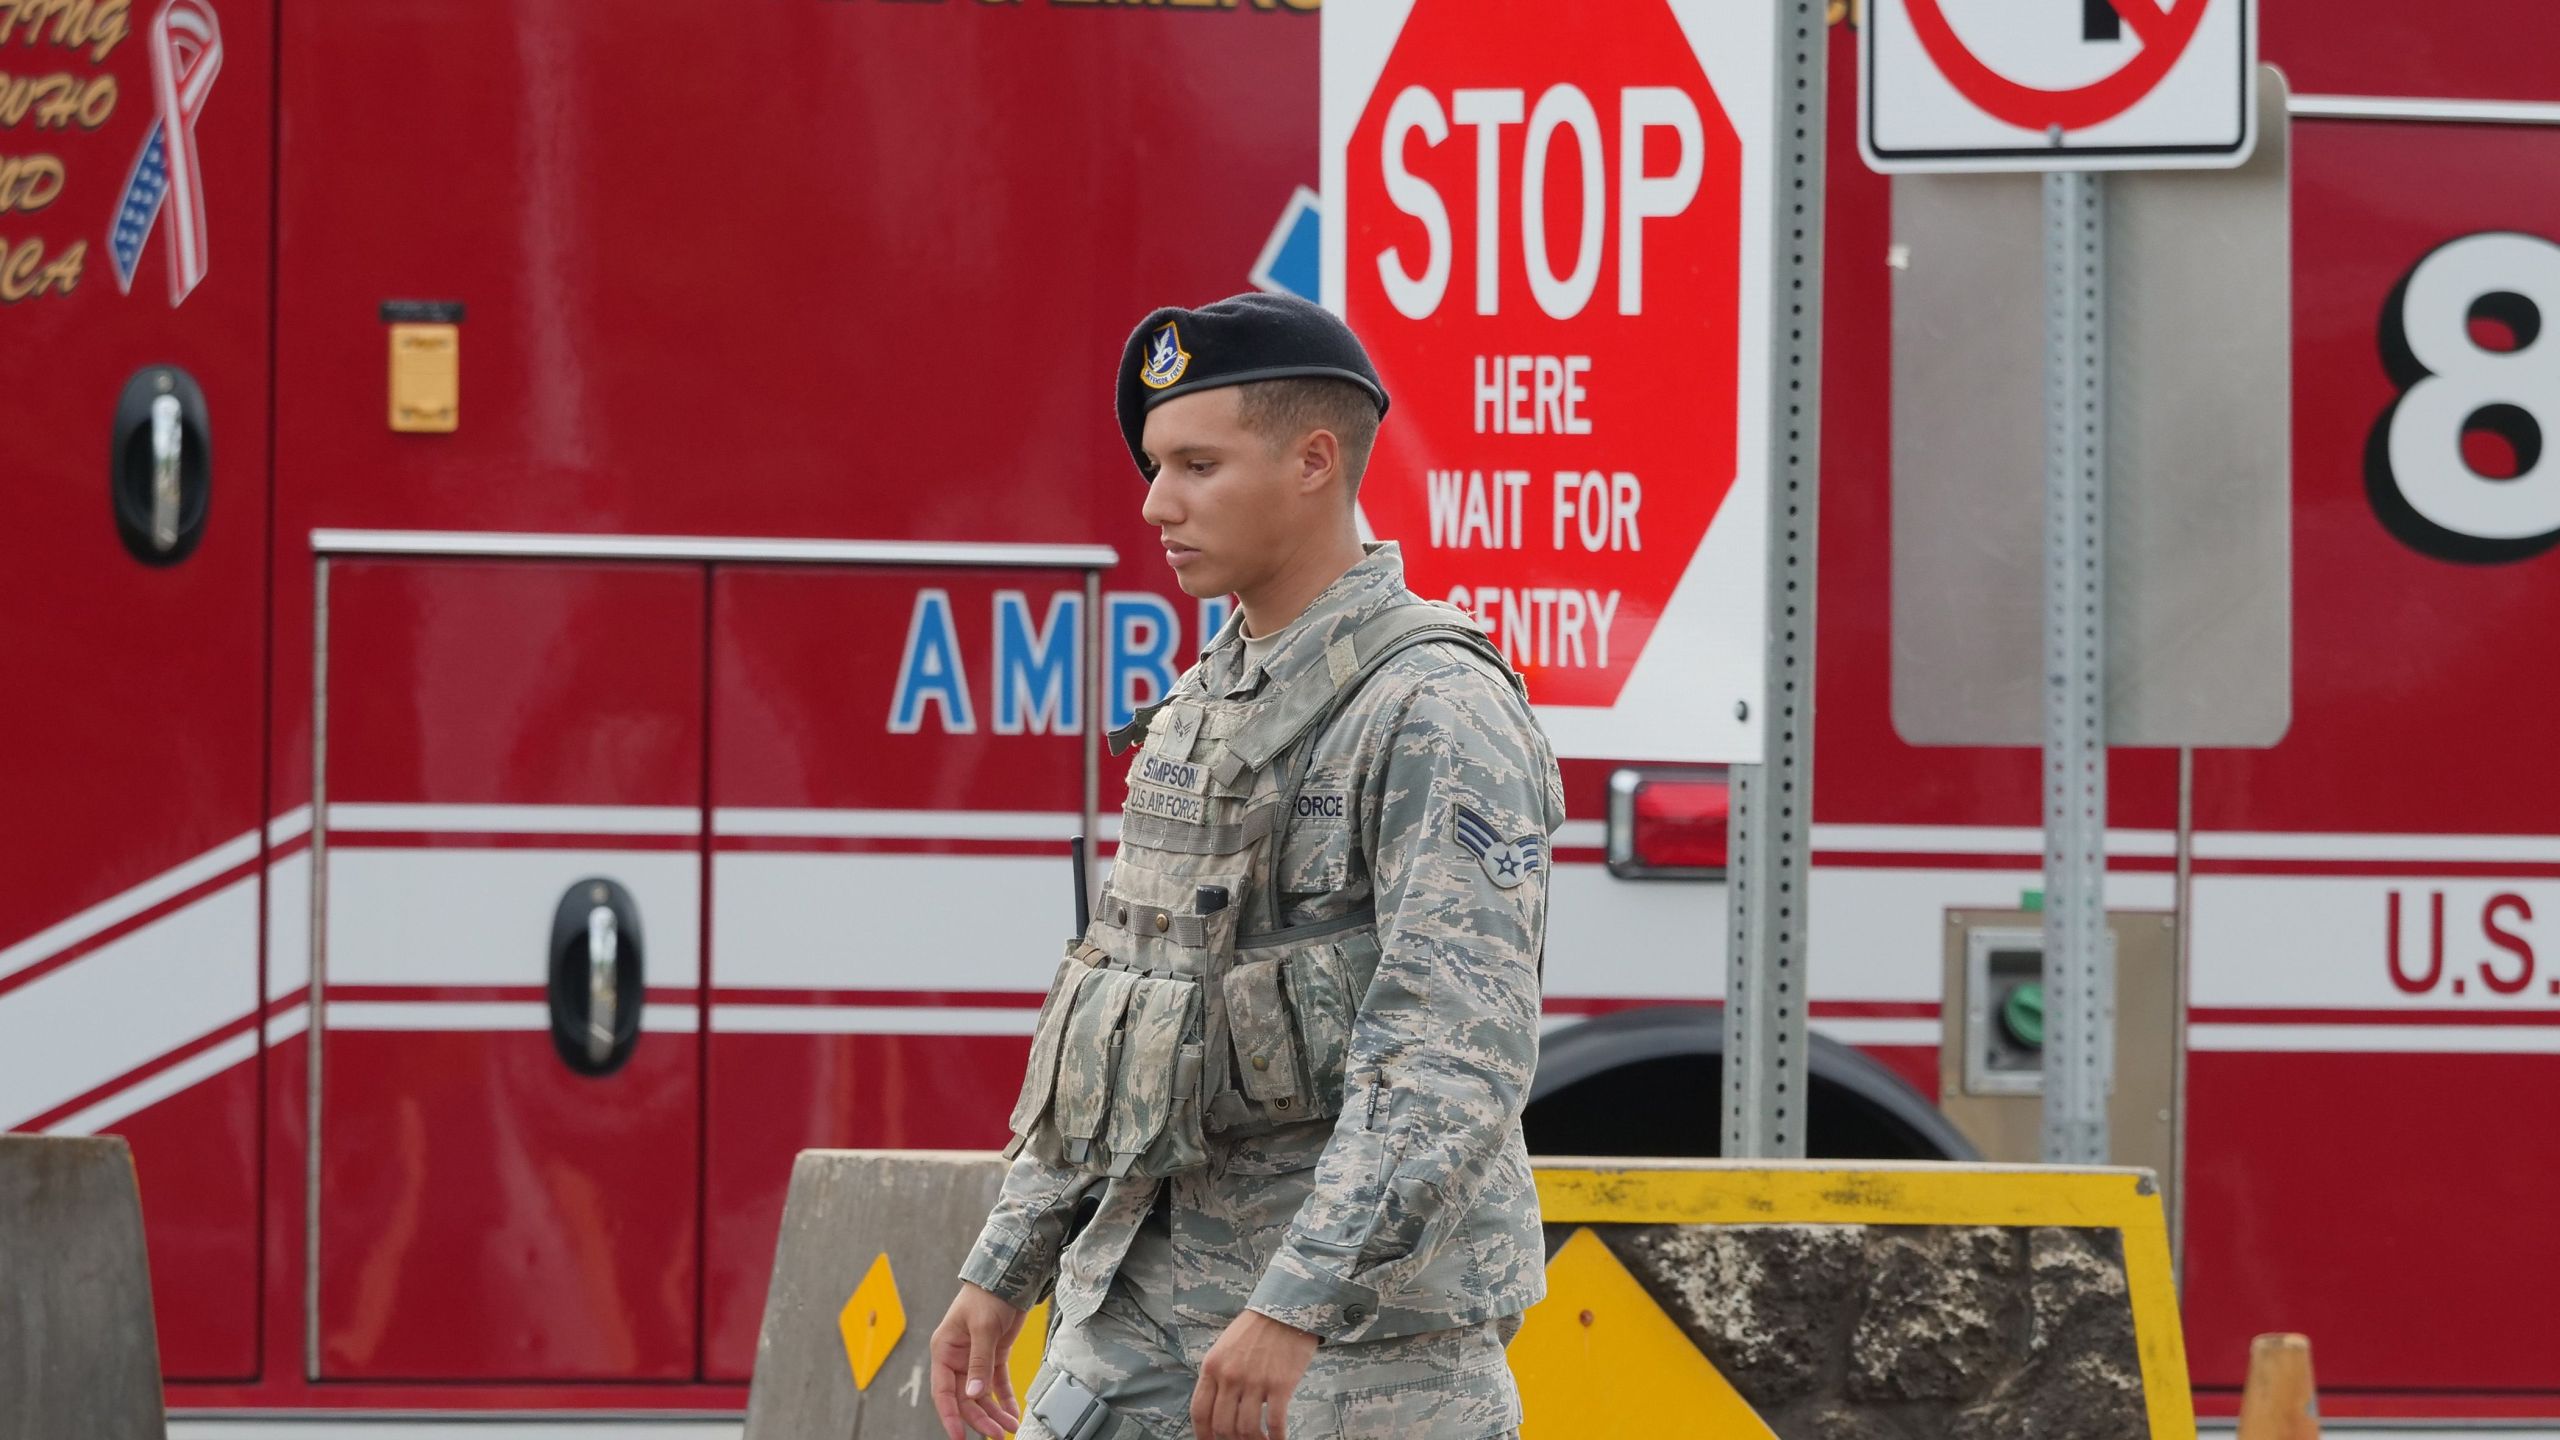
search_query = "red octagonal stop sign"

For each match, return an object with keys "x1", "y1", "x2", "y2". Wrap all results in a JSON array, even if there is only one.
[{"x1": 1330, "y1": 0, "x2": 1767, "y2": 759}]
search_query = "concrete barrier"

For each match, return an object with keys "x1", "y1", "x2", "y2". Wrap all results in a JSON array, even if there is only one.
[
  {"x1": 745, "y1": 1152, "x2": 2192, "y2": 1440},
  {"x1": 0, "y1": 1134, "x2": 167, "y2": 1440},
  {"x1": 1524, "y1": 1159, "x2": 2192, "y2": 1440},
  {"x1": 744, "y1": 1151, "x2": 1015, "y2": 1440}
]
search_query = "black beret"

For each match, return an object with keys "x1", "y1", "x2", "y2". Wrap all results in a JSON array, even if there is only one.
[{"x1": 1115, "y1": 292, "x2": 1389, "y2": 479}]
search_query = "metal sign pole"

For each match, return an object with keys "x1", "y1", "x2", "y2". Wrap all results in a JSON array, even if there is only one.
[
  {"x1": 1725, "y1": 0, "x2": 1825, "y2": 1161},
  {"x1": 2041, "y1": 169, "x2": 2113, "y2": 1165}
]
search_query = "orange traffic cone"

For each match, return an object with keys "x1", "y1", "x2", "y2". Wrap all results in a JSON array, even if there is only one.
[{"x1": 2235, "y1": 1334, "x2": 2319, "y2": 1440}]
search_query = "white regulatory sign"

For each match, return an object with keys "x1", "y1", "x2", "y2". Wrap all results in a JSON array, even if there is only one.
[{"x1": 1861, "y1": 0, "x2": 2256, "y2": 172}]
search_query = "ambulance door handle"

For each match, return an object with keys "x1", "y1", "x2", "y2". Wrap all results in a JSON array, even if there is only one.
[
  {"x1": 111, "y1": 366, "x2": 212, "y2": 565},
  {"x1": 150, "y1": 394, "x2": 183, "y2": 551},
  {"x1": 586, "y1": 904, "x2": 618, "y2": 1068},
  {"x1": 549, "y1": 878, "x2": 643, "y2": 1076}
]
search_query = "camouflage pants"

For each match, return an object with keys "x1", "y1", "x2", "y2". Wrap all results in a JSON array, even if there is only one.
[{"x1": 1021, "y1": 1199, "x2": 1522, "y2": 1440}]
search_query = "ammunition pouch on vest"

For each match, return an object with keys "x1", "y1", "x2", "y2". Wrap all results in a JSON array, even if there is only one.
[{"x1": 1002, "y1": 600, "x2": 1524, "y2": 1180}]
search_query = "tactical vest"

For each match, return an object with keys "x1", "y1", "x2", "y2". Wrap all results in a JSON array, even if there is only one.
[{"x1": 1002, "y1": 600, "x2": 1525, "y2": 1180}]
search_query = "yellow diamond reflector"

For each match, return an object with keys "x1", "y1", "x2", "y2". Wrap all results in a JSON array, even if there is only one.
[
  {"x1": 839, "y1": 1252, "x2": 907, "y2": 1392},
  {"x1": 1509, "y1": 1227, "x2": 1776, "y2": 1439}
]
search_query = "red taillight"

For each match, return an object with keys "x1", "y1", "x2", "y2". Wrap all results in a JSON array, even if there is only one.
[{"x1": 1608, "y1": 769, "x2": 1730, "y2": 878}]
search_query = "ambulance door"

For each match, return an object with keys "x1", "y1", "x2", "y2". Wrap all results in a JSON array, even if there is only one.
[
  {"x1": 2184, "y1": 112, "x2": 2560, "y2": 1397},
  {"x1": 0, "y1": 0, "x2": 277, "y2": 1381},
  {"x1": 311, "y1": 555, "x2": 705, "y2": 1379},
  {"x1": 699, "y1": 557, "x2": 1107, "y2": 1378}
]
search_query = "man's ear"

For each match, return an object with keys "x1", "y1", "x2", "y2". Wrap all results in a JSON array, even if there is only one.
[{"x1": 1296, "y1": 428, "x2": 1343, "y2": 497}]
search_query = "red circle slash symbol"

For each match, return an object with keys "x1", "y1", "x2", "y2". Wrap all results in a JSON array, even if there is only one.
[{"x1": 1903, "y1": 0, "x2": 2211, "y2": 132}]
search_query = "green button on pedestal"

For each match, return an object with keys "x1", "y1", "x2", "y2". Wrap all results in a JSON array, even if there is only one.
[{"x1": 2001, "y1": 983, "x2": 2046, "y2": 1049}]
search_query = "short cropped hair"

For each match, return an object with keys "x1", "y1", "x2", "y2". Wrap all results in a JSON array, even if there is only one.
[{"x1": 1235, "y1": 377, "x2": 1382, "y2": 498}]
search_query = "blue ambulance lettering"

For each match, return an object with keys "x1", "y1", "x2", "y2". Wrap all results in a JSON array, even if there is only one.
[
  {"x1": 889, "y1": 589, "x2": 976, "y2": 734},
  {"x1": 1106, "y1": 592, "x2": 1181, "y2": 732},
  {"x1": 891, "y1": 588, "x2": 1208, "y2": 736},
  {"x1": 993, "y1": 591, "x2": 1083, "y2": 735}
]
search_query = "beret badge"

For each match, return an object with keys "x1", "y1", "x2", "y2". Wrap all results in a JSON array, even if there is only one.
[{"x1": 1139, "y1": 321, "x2": 1191, "y2": 390}]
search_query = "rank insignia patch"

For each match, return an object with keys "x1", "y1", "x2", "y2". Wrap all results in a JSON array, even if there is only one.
[
  {"x1": 1455, "y1": 804, "x2": 1545, "y2": 890},
  {"x1": 1140, "y1": 320, "x2": 1191, "y2": 390}
]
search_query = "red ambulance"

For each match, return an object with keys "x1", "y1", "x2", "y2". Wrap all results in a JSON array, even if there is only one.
[{"x1": 4, "y1": 0, "x2": 2557, "y2": 1430}]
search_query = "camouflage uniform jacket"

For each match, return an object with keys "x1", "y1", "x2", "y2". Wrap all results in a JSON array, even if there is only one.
[{"x1": 959, "y1": 542, "x2": 1566, "y2": 1344}]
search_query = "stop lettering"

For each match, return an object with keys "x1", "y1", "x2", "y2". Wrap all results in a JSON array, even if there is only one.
[{"x1": 1343, "y1": 0, "x2": 1743, "y2": 710}]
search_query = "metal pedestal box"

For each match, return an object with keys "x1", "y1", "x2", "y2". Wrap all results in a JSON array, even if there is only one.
[{"x1": 1939, "y1": 909, "x2": 2178, "y2": 1210}]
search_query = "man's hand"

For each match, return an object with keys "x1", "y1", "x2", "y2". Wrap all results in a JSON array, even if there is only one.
[
  {"x1": 1192, "y1": 1308, "x2": 1320, "y2": 1440},
  {"x1": 930, "y1": 1282, "x2": 1028, "y2": 1440}
]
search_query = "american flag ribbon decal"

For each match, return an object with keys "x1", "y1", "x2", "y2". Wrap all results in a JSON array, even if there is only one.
[{"x1": 108, "y1": 0, "x2": 223, "y2": 306}]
